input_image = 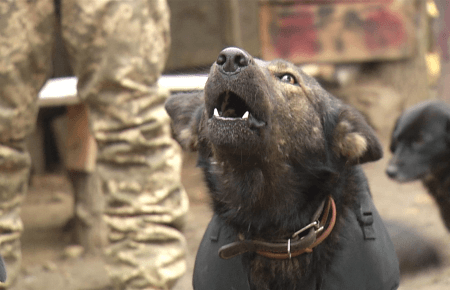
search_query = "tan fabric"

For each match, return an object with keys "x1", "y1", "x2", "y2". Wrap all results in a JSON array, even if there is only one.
[
  {"x1": 0, "y1": 0, "x2": 54, "y2": 286},
  {"x1": 0, "y1": 0, "x2": 188, "y2": 288}
]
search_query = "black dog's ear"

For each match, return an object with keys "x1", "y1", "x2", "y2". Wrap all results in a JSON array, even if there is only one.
[
  {"x1": 332, "y1": 105, "x2": 383, "y2": 165},
  {"x1": 165, "y1": 92, "x2": 205, "y2": 151}
]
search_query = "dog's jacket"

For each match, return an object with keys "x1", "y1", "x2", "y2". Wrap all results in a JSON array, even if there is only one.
[
  {"x1": 0, "y1": 256, "x2": 5, "y2": 282},
  {"x1": 194, "y1": 187, "x2": 399, "y2": 290}
]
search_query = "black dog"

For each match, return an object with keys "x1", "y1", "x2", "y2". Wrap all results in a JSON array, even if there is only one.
[
  {"x1": 166, "y1": 48, "x2": 399, "y2": 290},
  {"x1": 387, "y1": 100, "x2": 450, "y2": 230}
]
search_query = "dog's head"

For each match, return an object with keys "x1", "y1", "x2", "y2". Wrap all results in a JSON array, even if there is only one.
[
  {"x1": 387, "y1": 101, "x2": 450, "y2": 182},
  {"x1": 166, "y1": 47, "x2": 382, "y2": 172}
]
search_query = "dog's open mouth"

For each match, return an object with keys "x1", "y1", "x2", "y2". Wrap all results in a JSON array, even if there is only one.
[{"x1": 210, "y1": 91, "x2": 265, "y2": 129}]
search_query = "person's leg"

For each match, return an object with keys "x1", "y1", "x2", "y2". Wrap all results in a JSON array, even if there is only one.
[
  {"x1": 61, "y1": 1, "x2": 188, "y2": 289},
  {"x1": 0, "y1": 0, "x2": 54, "y2": 286}
]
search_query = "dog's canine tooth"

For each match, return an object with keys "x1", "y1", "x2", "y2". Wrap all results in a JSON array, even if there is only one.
[
  {"x1": 242, "y1": 111, "x2": 249, "y2": 119},
  {"x1": 214, "y1": 108, "x2": 220, "y2": 117}
]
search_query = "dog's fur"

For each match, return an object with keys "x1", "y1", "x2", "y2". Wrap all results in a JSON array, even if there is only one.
[
  {"x1": 387, "y1": 100, "x2": 450, "y2": 230},
  {"x1": 166, "y1": 48, "x2": 389, "y2": 289}
]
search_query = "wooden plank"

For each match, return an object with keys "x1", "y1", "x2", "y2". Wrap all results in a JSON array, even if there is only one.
[
  {"x1": 65, "y1": 104, "x2": 97, "y2": 172},
  {"x1": 261, "y1": 0, "x2": 394, "y2": 4},
  {"x1": 260, "y1": 1, "x2": 416, "y2": 64}
]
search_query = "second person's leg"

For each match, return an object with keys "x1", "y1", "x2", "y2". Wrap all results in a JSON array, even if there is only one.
[{"x1": 61, "y1": 1, "x2": 188, "y2": 289}]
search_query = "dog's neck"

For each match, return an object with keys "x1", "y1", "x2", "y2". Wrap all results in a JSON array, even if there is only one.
[
  {"x1": 201, "y1": 149, "x2": 349, "y2": 289},
  {"x1": 207, "y1": 155, "x2": 339, "y2": 239}
]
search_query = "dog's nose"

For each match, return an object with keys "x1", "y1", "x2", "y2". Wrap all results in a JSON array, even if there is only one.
[
  {"x1": 216, "y1": 47, "x2": 251, "y2": 74},
  {"x1": 385, "y1": 164, "x2": 398, "y2": 179}
]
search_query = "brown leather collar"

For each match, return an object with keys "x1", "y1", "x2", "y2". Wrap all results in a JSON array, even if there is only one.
[{"x1": 218, "y1": 195, "x2": 336, "y2": 260}]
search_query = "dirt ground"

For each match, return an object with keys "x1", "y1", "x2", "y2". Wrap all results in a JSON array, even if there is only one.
[{"x1": 10, "y1": 139, "x2": 450, "y2": 290}]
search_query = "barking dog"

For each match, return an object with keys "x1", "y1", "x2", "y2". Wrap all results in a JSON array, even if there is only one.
[
  {"x1": 387, "y1": 100, "x2": 450, "y2": 230},
  {"x1": 166, "y1": 48, "x2": 399, "y2": 290}
]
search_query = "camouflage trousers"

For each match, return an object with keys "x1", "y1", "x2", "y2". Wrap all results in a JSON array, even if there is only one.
[{"x1": 0, "y1": 0, "x2": 188, "y2": 289}]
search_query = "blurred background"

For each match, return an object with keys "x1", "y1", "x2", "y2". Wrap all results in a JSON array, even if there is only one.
[{"x1": 14, "y1": 1, "x2": 450, "y2": 289}]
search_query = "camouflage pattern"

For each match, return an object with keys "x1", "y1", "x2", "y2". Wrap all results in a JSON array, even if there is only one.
[
  {"x1": 260, "y1": 0, "x2": 416, "y2": 63},
  {"x1": 0, "y1": 0, "x2": 188, "y2": 289},
  {"x1": 62, "y1": 1, "x2": 189, "y2": 288},
  {"x1": 0, "y1": 0, "x2": 55, "y2": 286}
]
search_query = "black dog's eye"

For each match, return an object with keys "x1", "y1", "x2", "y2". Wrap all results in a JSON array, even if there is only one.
[
  {"x1": 279, "y1": 73, "x2": 297, "y2": 85},
  {"x1": 413, "y1": 134, "x2": 430, "y2": 148},
  {"x1": 414, "y1": 136, "x2": 425, "y2": 146}
]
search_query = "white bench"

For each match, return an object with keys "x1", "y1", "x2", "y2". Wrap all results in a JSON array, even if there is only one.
[{"x1": 38, "y1": 74, "x2": 209, "y2": 107}]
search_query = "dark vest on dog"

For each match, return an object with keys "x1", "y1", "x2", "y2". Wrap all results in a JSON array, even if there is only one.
[
  {"x1": 0, "y1": 255, "x2": 6, "y2": 282},
  {"x1": 193, "y1": 189, "x2": 400, "y2": 290}
]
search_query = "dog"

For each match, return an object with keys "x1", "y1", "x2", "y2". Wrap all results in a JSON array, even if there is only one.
[
  {"x1": 387, "y1": 100, "x2": 450, "y2": 231},
  {"x1": 165, "y1": 47, "x2": 399, "y2": 290}
]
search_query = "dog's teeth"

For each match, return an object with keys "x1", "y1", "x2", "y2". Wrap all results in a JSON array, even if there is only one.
[
  {"x1": 214, "y1": 108, "x2": 219, "y2": 117},
  {"x1": 242, "y1": 111, "x2": 249, "y2": 119}
]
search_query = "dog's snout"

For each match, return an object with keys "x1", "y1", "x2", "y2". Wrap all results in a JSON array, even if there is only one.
[
  {"x1": 216, "y1": 47, "x2": 251, "y2": 74},
  {"x1": 386, "y1": 164, "x2": 398, "y2": 179}
]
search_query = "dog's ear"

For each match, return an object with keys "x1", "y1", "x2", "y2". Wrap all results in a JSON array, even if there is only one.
[
  {"x1": 332, "y1": 105, "x2": 383, "y2": 165},
  {"x1": 165, "y1": 92, "x2": 205, "y2": 151}
]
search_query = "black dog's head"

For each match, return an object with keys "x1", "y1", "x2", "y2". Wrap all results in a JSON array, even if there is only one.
[
  {"x1": 387, "y1": 101, "x2": 450, "y2": 182},
  {"x1": 166, "y1": 47, "x2": 382, "y2": 174}
]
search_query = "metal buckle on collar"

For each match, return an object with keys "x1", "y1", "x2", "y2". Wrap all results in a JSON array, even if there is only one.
[
  {"x1": 291, "y1": 220, "x2": 323, "y2": 239},
  {"x1": 288, "y1": 221, "x2": 324, "y2": 259},
  {"x1": 288, "y1": 238, "x2": 291, "y2": 259}
]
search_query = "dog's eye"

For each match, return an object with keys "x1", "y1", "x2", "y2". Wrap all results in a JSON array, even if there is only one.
[
  {"x1": 279, "y1": 74, "x2": 297, "y2": 85},
  {"x1": 411, "y1": 134, "x2": 428, "y2": 149}
]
